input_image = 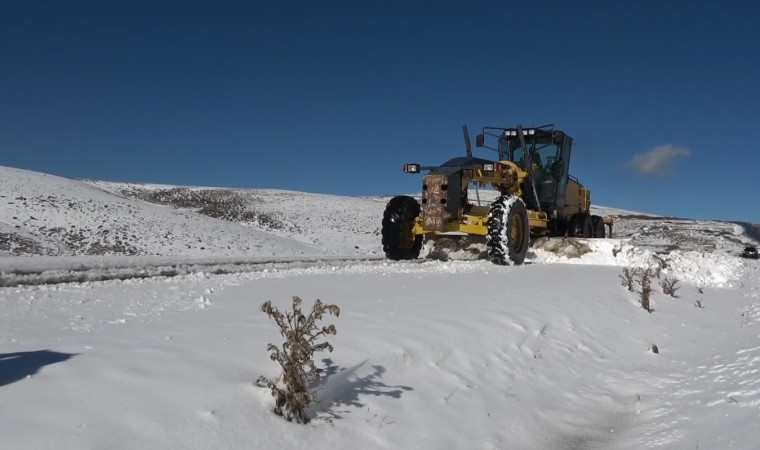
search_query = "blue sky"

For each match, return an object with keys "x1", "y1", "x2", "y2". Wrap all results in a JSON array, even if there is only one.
[{"x1": 2, "y1": 1, "x2": 759, "y2": 222}]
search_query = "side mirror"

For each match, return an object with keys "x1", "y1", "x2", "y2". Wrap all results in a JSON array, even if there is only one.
[
  {"x1": 475, "y1": 134, "x2": 484, "y2": 148},
  {"x1": 551, "y1": 160, "x2": 565, "y2": 179}
]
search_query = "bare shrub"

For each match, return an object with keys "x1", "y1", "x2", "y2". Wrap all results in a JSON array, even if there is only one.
[
  {"x1": 620, "y1": 267, "x2": 635, "y2": 292},
  {"x1": 258, "y1": 296, "x2": 340, "y2": 424},
  {"x1": 660, "y1": 277, "x2": 680, "y2": 298},
  {"x1": 637, "y1": 268, "x2": 654, "y2": 313},
  {"x1": 117, "y1": 186, "x2": 298, "y2": 231},
  {"x1": 256, "y1": 212, "x2": 288, "y2": 230}
]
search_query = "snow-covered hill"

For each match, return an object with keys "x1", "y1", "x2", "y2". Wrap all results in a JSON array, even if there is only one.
[
  {"x1": 1, "y1": 165, "x2": 760, "y2": 449},
  {"x1": 0, "y1": 166, "x2": 384, "y2": 259}
]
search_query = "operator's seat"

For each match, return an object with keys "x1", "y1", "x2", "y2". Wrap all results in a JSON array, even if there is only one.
[{"x1": 531, "y1": 153, "x2": 543, "y2": 172}]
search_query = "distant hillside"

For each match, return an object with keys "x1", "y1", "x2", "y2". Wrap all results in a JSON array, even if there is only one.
[{"x1": 0, "y1": 166, "x2": 384, "y2": 258}]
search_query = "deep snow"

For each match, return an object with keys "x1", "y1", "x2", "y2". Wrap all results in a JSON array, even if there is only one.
[{"x1": 1, "y1": 165, "x2": 759, "y2": 449}]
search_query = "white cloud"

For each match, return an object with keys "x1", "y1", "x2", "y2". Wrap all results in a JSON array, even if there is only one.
[{"x1": 627, "y1": 144, "x2": 691, "y2": 177}]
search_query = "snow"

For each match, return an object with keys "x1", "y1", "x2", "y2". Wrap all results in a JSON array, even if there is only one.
[{"x1": 1, "y1": 165, "x2": 760, "y2": 449}]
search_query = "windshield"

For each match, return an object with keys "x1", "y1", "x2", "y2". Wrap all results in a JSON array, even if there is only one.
[{"x1": 498, "y1": 137, "x2": 560, "y2": 172}]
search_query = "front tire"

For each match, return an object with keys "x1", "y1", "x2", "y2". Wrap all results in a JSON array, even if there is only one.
[
  {"x1": 487, "y1": 196, "x2": 530, "y2": 265},
  {"x1": 381, "y1": 196, "x2": 423, "y2": 260}
]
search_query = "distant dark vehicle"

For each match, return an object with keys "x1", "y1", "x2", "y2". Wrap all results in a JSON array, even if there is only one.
[{"x1": 741, "y1": 245, "x2": 759, "y2": 259}]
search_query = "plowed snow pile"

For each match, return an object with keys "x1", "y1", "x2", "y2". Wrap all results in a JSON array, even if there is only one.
[{"x1": 532, "y1": 238, "x2": 745, "y2": 288}]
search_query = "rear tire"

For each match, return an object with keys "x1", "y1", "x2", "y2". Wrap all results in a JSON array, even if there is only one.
[
  {"x1": 568, "y1": 213, "x2": 593, "y2": 238},
  {"x1": 381, "y1": 196, "x2": 423, "y2": 260},
  {"x1": 591, "y1": 215, "x2": 606, "y2": 238},
  {"x1": 487, "y1": 196, "x2": 530, "y2": 265}
]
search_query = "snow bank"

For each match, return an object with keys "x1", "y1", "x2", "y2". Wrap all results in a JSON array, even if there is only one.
[
  {"x1": 663, "y1": 250, "x2": 745, "y2": 288},
  {"x1": 531, "y1": 239, "x2": 658, "y2": 267},
  {"x1": 531, "y1": 238, "x2": 743, "y2": 288}
]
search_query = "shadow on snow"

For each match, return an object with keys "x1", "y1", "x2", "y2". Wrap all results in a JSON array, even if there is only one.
[
  {"x1": 0, "y1": 350, "x2": 77, "y2": 387},
  {"x1": 310, "y1": 358, "x2": 413, "y2": 422}
]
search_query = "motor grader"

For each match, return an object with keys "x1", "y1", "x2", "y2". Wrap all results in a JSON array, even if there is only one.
[{"x1": 381, "y1": 124, "x2": 611, "y2": 265}]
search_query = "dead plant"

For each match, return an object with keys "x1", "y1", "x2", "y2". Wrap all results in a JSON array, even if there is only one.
[
  {"x1": 637, "y1": 267, "x2": 654, "y2": 313},
  {"x1": 660, "y1": 277, "x2": 680, "y2": 298},
  {"x1": 258, "y1": 296, "x2": 340, "y2": 424},
  {"x1": 620, "y1": 267, "x2": 635, "y2": 292}
]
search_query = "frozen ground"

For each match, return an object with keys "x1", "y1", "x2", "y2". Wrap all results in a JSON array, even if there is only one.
[{"x1": 1, "y1": 165, "x2": 759, "y2": 449}]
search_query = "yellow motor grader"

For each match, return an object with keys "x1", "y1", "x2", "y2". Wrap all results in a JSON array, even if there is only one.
[{"x1": 381, "y1": 124, "x2": 611, "y2": 265}]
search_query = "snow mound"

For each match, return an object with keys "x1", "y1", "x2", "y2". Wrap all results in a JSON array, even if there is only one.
[
  {"x1": 531, "y1": 237, "x2": 592, "y2": 259},
  {"x1": 662, "y1": 250, "x2": 745, "y2": 288},
  {"x1": 531, "y1": 238, "x2": 742, "y2": 288},
  {"x1": 531, "y1": 238, "x2": 658, "y2": 267}
]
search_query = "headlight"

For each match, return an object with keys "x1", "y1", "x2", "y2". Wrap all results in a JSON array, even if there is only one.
[
  {"x1": 483, "y1": 163, "x2": 494, "y2": 171},
  {"x1": 403, "y1": 163, "x2": 420, "y2": 173},
  {"x1": 504, "y1": 128, "x2": 537, "y2": 137}
]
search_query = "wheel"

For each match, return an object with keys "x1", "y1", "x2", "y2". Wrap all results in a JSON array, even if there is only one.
[
  {"x1": 568, "y1": 213, "x2": 592, "y2": 238},
  {"x1": 381, "y1": 196, "x2": 423, "y2": 260},
  {"x1": 591, "y1": 215, "x2": 605, "y2": 238},
  {"x1": 487, "y1": 196, "x2": 530, "y2": 265}
]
